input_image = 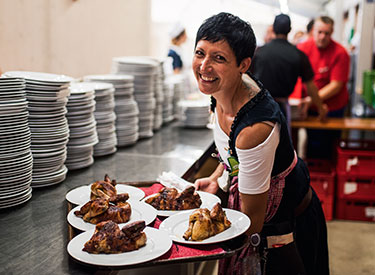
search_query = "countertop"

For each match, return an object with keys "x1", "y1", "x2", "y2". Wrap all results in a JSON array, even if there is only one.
[{"x1": 0, "y1": 123, "x2": 214, "y2": 275}]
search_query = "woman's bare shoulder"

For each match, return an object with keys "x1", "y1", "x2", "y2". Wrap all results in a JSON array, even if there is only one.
[{"x1": 236, "y1": 122, "x2": 273, "y2": 150}]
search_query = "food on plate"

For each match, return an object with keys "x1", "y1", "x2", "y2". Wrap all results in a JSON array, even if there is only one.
[
  {"x1": 145, "y1": 186, "x2": 201, "y2": 210},
  {"x1": 183, "y1": 203, "x2": 231, "y2": 241},
  {"x1": 83, "y1": 220, "x2": 147, "y2": 254},
  {"x1": 74, "y1": 194, "x2": 131, "y2": 224},
  {"x1": 90, "y1": 174, "x2": 117, "y2": 200}
]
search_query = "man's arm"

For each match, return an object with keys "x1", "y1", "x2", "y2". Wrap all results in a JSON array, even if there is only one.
[
  {"x1": 318, "y1": 80, "x2": 344, "y2": 101},
  {"x1": 304, "y1": 79, "x2": 328, "y2": 120}
]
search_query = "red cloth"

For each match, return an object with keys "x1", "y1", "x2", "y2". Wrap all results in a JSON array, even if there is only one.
[
  {"x1": 140, "y1": 183, "x2": 164, "y2": 196},
  {"x1": 297, "y1": 37, "x2": 350, "y2": 111},
  {"x1": 141, "y1": 184, "x2": 225, "y2": 260}
]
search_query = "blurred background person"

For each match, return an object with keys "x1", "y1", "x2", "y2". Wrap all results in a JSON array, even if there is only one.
[
  {"x1": 263, "y1": 24, "x2": 275, "y2": 45},
  {"x1": 298, "y1": 15, "x2": 350, "y2": 159},
  {"x1": 306, "y1": 18, "x2": 315, "y2": 39},
  {"x1": 251, "y1": 14, "x2": 327, "y2": 134},
  {"x1": 167, "y1": 22, "x2": 187, "y2": 74}
]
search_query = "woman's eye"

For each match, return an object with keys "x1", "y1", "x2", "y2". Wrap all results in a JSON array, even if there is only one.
[
  {"x1": 195, "y1": 50, "x2": 204, "y2": 56},
  {"x1": 216, "y1": 55, "x2": 226, "y2": 61}
]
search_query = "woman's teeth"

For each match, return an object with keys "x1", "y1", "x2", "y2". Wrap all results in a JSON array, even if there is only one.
[{"x1": 201, "y1": 75, "x2": 216, "y2": 81}]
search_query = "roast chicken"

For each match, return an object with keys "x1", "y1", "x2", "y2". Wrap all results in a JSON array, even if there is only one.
[
  {"x1": 90, "y1": 174, "x2": 117, "y2": 200},
  {"x1": 74, "y1": 194, "x2": 131, "y2": 224},
  {"x1": 145, "y1": 186, "x2": 201, "y2": 210},
  {"x1": 83, "y1": 220, "x2": 147, "y2": 254},
  {"x1": 183, "y1": 203, "x2": 231, "y2": 241}
]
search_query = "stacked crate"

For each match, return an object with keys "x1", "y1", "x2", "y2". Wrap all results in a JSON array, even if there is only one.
[
  {"x1": 307, "y1": 159, "x2": 336, "y2": 220},
  {"x1": 335, "y1": 140, "x2": 375, "y2": 222}
]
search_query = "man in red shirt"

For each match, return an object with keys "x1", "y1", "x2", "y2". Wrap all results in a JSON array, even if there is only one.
[{"x1": 298, "y1": 16, "x2": 350, "y2": 158}]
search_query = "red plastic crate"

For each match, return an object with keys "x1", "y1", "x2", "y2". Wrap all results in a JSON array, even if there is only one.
[
  {"x1": 336, "y1": 140, "x2": 375, "y2": 177},
  {"x1": 318, "y1": 195, "x2": 334, "y2": 221},
  {"x1": 307, "y1": 159, "x2": 336, "y2": 197},
  {"x1": 335, "y1": 198, "x2": 375, "y2": 222},
  {"x1": 337, "y1": 173, "x2": 375, "y2": 201}
]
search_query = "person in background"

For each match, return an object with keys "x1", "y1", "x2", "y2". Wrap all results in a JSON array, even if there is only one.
[
  {"x1": 298, "y1": 16, "x2": 350, "y2": 159},
  {"x1": 193, "y1": 12, "x2": 329, "y2": 275},
  {"x1": 292, "y1": 30, "x2": 306, "y2": 45},
  {"x1": 168, "y1": 22, "x2": 187, "y2": 74},
  {"x1": 263, "y1": 24, "x2": 275, "y2": 45},
  {"x1": 251, "y1": 14, "x2": 327, "y2": 132},
  {"x1": 306, "y1": 19, "x2": 315, "y2": 39}
]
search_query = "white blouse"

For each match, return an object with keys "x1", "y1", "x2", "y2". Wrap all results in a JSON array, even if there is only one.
[{"x1": 213, "y1": 111, "x2": 280, "y2": 194}]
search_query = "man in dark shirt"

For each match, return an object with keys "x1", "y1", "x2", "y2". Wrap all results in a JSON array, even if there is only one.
[{"x1": 251, "y1": 14, "x2": 327, "y2": 129}]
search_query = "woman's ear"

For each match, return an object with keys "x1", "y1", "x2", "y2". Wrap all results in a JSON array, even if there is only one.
[{"x1": 239, "y1": 57, "x2": 251, "y2": 73}]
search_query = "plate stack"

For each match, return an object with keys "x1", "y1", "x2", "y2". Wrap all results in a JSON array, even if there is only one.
[
  {"x1": 172, "y1": 75, "x2": 185, "y2": 120},
  {"x1": 84, "y1": 74, "x2": 139, "y2": 147},
  {"x1": 152, "y1": 60, "x2": 165, "y2": 131},
  {"x1": 3, "y1": 71, "x2": 72, "y2": 188},
  {"x1": 65, "y1": 83, "x2": 98, "y2": 170},
  {"x1": 177, "y1": 99, "x2": 210, "y2": 128},
  {"x1": 81, "y1": 82, "x2": 117, "y2": 157},
  {"x1": 162, "y1": 78, "x2": 175, "y2": 124},
  {"x1": 112, "y1": 56, "x2": 159, "y2": 138},
  {"x1": 0, "y1": 77, "x2": 33, "y2": 208}
]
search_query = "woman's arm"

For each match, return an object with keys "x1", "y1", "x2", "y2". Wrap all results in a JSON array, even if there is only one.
[
  {"x1": 240, "y1": 191, "x2": 268, "y2": 235},
  {"x1": 236, "y1": 122, "x2": 274, "y2": 234},
  {"x1": 194, "y1": 163, "x2": 224, "y2": 194}
]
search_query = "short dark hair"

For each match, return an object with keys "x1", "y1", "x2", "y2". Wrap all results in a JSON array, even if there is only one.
[
  {"x1": 306, "y1": 19, "x2": 314, "y2": 33},
  {"x1": 317, "y1": 16, "x2": 334, "y2": 26},
  {"x1": 273, "y1": 14, "x2": 291, "y2": 35},
  {"x1": 195, "y1": 12, "x2": 256, "y2": 65}
]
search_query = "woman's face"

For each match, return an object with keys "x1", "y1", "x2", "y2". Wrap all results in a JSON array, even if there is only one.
[{"x1": 192, "y1": 39, "x2": 248, "y2": 96}]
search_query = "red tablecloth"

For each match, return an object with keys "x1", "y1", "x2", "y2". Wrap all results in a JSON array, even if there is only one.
[{"x1": 140, "y1": 184, "x2": 225, "y2": 260}]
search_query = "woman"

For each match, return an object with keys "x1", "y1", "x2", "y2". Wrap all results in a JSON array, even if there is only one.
[
  {"x1": 168, "y1": 22, "x2": 187, "y2": 74},
  {"x1": 193, "y1": 13, "x2": 329, "y2": 275}
]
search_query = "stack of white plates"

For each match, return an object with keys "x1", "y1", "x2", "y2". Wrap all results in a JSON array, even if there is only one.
[
  {"x1": 177, "y1": 99, "x2": 210, "y2": 128},
  {"x1": 65, "y1": 83, "x2": 98, "y2": 170},
  {"x1": 3, "y1": 71, "x2": 72, "y2": 188},
  {"x1": 112, "y1": 56, "x2": 159, "y2": 138},
  {"x1": 83, "y1": 74, "x2": 139, "y2": 147},
  {"x1": 172, "y1": 75, "x2": 185, "y2": 120},
  {"x1": 162, "y1": 78, "x2": 175, "y2": 124},
  {"x1": 0, "y1": 77, "x2": 33, "y2": 208},
  {"x1": 81, "y1": 82, "x2": 117, "y2": 156}
]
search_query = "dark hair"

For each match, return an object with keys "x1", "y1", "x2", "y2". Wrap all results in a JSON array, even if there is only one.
[
  {"x1": 306, "y1": 19, "x2": 314, "y2": 33},
  {"x1": 273, "y1": 14, "x2": 291, "y2": 35},
  {"x1": 317, "y1": 16, "x2": 334, "y2": 26},
  {"x1": 195, "y1": 12, "x2": 256, "y2": 65}
]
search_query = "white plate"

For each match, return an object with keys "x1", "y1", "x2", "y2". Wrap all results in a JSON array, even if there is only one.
[
  {"x1": 142, "y1": 191, "x2": 221, "y2": 217},
  {"x1": 4, "y1": 71, "x2": 73, "y2": 84},
  {"x1": 67, "y1": 226, "x2": 172, "y2": 267},
  {"x1": 159, "y1": 208, "x2": 250, "y2": 245},
  {"x1": 67, "y1": 201, "x2": 156, "y2": 231}
]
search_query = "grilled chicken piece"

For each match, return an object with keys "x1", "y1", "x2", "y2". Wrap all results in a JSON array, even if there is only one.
[
  {"x1": 183, "y1": 203, "x2": 231, "y2": 241},
  {"x1": 176, "y1": 186, "x2": 202, "y2": 210},
  {"x1": 183, "y1": 208, "x2": 212, "y2": 241},
  {"x1": 210, "y1": 203, "x2": 232, "y2": 235},
  {"x1": 74, "y1": 194, "x2": 131, "y2": 224},
  {"x1": 145, "y1": 186, "x2": 201, "y2": 210},
  {"x1": 83, "y1": 220, "x2": 147, "y2": 254},
  {"x1": 90, "y1": 174, "x2": 117, "y2": 200}
]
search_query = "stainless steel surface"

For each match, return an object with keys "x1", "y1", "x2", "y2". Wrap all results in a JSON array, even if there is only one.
[{"x1": 0, "y1": 123, "x2": 213, "y2": 275}]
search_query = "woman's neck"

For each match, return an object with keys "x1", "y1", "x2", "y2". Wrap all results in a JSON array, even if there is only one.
[{"x1": 215, "y1": 75, "x2": 259, "y2": 117}]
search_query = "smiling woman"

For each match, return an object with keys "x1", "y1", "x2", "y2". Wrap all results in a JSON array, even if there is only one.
[{"x1": 192, "y1": 12, "x2": 329, "y2": 275}]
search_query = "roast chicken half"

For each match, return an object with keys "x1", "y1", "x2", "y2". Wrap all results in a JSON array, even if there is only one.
[
  {"x1": 145, "y1": 186, "x2": 201, "y2": 210},
  {"x1": 183, "y1": 203, "x2": 231, "y2": 241},
  {"x1": 74, "y1": 193, "x2": 131, "y2": 224},
  {"x1": 83, "y1": 220, "x2": 147, "y2": 254},
  {"x1": 90, "y1": 174, "x2": 117, "y2": 201}
]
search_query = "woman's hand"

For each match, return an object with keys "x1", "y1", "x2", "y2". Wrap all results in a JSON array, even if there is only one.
[{"x1": 194, "y1": 177, "x2": 219, "y2": 194}]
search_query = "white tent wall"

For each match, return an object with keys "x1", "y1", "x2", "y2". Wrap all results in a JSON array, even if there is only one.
[{"x1": 0, "y1": 0, "x2": 151, "y2": 78}]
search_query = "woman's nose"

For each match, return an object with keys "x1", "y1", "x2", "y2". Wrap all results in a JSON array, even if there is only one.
[{"x1": 200, "y1": 57, "x2": 212, "y2": 71}]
